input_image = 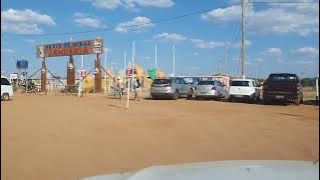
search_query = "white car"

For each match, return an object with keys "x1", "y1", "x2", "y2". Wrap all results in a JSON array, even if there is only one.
[
  {"x1": 228, "y1": 79, "x2": 261, "y2": 103},
  {"x1": 194, "y1": 80, "x2": 226, "y2": 100},
  {"x1": 1, "y1": 75, "x2": 14, "y2": 101},
  {"x1": 82, "y1": 160, "x2": 319, "y2": 180}
]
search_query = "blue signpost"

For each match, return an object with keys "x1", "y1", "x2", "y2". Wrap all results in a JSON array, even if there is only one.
[{"x1": 16, "y1": 60, "x2": 28, "y2": 93}]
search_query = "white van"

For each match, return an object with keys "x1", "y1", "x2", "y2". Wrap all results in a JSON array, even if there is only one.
[
  {"x1": 228, "y1": 79, "x2": 261, "y2": 103},
  {"x1": 1, "y1": 76, "x2": 14, "y2": 101}
]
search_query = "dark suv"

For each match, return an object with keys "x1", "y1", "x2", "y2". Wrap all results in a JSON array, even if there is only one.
[{"x1": 263, "y1": 73, "x2": 303, "y2": 105}]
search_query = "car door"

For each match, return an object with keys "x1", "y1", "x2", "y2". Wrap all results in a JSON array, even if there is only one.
[
  {"x1": 179, "y1": 78, "x2": 188, "y2": 95},
  {"x1": 174, "y1": 78, "x2": 181, "y2": 93}
]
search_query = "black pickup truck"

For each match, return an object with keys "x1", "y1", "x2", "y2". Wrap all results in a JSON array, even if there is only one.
[{"x1": 263, "y1": 73, "x2": 303, "y2": 105}]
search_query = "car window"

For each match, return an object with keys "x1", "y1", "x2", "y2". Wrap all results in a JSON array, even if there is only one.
[
  {"x1": 231, "y1": 81, "x2": 249, "y2": 86},
  {"x1": 198, "y1": 81, "x2": 215, "y2": 85},
  {"x1": 1, "y1": 78, "x2": 11, "y2": 85},
  {"x1": 268, "y1": 74, "x2": 298, "y2": 81},
  {"x1": 153, "y1": 79, "x2": 172, "y2": 84},
  {"x1": 216, "y1": 81, "x2": 222, "y2": 87}
]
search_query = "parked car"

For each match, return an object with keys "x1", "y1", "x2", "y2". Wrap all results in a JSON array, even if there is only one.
[
  {"x1": 228, "y1": 79, "x2": 261, "y2": 103},
  {"x1": 1, "y1": 76, "x2": 14, "y2": 101},
  {"x1": 194, "y1": 80, "x2": 226, "y2": 100},
  {"x1": 150, "y1": 77, "x2": 193, "y2": 100},
  {"x1": 263, "y1": 73, "x2": 303, "y2": 105}
]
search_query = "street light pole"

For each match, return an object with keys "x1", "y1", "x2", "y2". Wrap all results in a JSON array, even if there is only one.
[{"x1": 241, "y1": 0, "x2": 246, "y2": 79}]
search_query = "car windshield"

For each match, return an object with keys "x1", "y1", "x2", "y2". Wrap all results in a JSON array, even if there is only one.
[
  {"x1": 1, "y1": 78, "x2": 11, "y2": 85},
  {"x1": 197, "y1": 81, "x2": 215, "y2": 85},
  {"x1": 153, "y1": 79, "x2": 172, "y2": 84},
  {"x1": 231, "y1": 81, "x2": 249, "y2": 86},
  {"x1": 268, "y1": 74, "x2": 297, "y2": 81}
]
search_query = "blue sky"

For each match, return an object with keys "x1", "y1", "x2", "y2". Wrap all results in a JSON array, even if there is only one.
[{"x1": 1, "y1": 0, "x2": 319, "y2": 79}]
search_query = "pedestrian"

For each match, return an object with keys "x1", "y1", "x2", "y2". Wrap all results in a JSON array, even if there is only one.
[
  {"x1": 116, "y1": 77, "x2": 123, "y2": 99},
  {"x1": 134, "y1": 78, "x2": 141, "y2": 101}
]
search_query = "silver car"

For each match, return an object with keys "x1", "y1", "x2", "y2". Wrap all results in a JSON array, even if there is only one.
[
  {"x1": 150, "y1": 78, "x2": 193, "y2": 100},
  {"x1": 194, "y1": 80, "x2": 226, "y2": 100}
]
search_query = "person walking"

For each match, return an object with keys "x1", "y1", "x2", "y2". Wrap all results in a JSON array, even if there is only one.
[{"x1": 134, "y1": 78, "x2": 141, "y2": 101}]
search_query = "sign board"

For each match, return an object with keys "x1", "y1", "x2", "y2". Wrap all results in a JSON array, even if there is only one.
[
  {"x1": 9, "y1": 73, "x2": 18, "y2": 80},
  {"x1": 78, "y1": 69, "x2": 86, "y2": 77},
  {"x1": 16, "y1": 60, "x2": 28, "y2": 69},
  {"x1": 36, "y1": 38, "x2": 104, "y2": 58}
]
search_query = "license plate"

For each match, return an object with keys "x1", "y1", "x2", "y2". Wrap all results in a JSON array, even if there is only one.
[
  {"x1": 276, "y1": 96, "x2": 284, "y2": 99},
  {"x1": 235, "y1": 95, "x2": 243, "y2": 98}
]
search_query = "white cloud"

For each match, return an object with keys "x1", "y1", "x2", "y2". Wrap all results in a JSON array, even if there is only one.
[
  {"x1": 90, "y1": 0, "x2": 174, "y2": 10},
  {"x1": 190, "y1": 39, "x2": 203, "y2": 43},
  {"x1": 190, "y1": 38, "x2": 251, "y2": 49},
  {"x1": 245, "y1": 61, "x2": 253, "y2": 65},
  {"x1": 154, "y1": 32, "x2": 187, "y2": 41},
  {"x1": 262, "y1": 48, "x2": 282, "y2": 56},
  {"x1": 254, "y1": 58, "x2": 264, "y2": 62},
  {"x1": 194, "y1": 41, "x2": 226, "y2": 49},
  {"x1": 130, "y1": 0, "x2": 174, "y2": 8},
  {"x1": 294, "y1": 60, "x2": 314, "y2": 64},
  {"x1": 73, "y1": 13, "x2": 105, "y2": 28},
  {"x1": 24, "y1": 39, "x2": 36, "y2": 43},
  {"x1": 191, "y1": 38, "x2": 226, "y2": 49},
  {"x1": 115, "y1": 16, "x2": 154, "y2": 33},
  {"x1": 292, "y1": 47, "x2": 319, "y2": 56},
  {"x1": 1, "y1": 48, "x2": 15, "y2": 53},
  {"x1": 144, "y1": 56, "x2": 152, "y2": 60},
  {"x1": 92, "y1": 0, "x2": 122, "y2": 10},
  {"x1": 202, "y1": 5, "x2": 243, "y2": 22},
  {"x1": 1, "y1": 9, "x2": 55, "y2": 34},
  {"x1": 202, "y1": 2, "x2": 319, "y2": 36}
]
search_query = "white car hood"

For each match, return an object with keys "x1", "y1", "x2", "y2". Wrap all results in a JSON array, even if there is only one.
[{"x1": 81, "y1": 160, "x2": 319, "y2": 180}]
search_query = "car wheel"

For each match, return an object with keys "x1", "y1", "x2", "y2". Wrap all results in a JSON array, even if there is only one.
[
  {"x1": 263, "y1": 98, "x2": 271, "y2": 105},
  {"x1": 294, "y1": 96, "x2": 300, "y2": 106},
  {"x1": 2, "y1": 93, "x2": 9, "y2": 101},
  {"x1": 300, "y1": 95, "x2": 303, "y2": 104},
  {"x1": 187, "y1": 88, "x2": 193, "y2": 99},
  {"x1": 172, "y1": 90, "x2": 179, "y2": 100}
]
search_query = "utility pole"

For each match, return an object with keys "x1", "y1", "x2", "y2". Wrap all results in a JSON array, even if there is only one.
[
  {"x1": 225, "y1": 46, "x2": 228, "y2": 75},
  {"x1": 104, "y1": 48, "x2": 107, "y2": 95},
  {"x1": 124, "y1": 51, "x2": 127, "y2": 70},
  {"x1": 155, "y1": 44, "x2": 158, "y2": 69},
  {"x1": 172, "y1": 45, "x2": 175, "y2": 76},
  {"x1": 241, "y1": 0, "x2": 246, "y2": 79}
]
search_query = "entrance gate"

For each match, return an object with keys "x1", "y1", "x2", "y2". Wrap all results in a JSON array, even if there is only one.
[{"x1": 36, "y1": 37, "x2": 104, "y2": 94}]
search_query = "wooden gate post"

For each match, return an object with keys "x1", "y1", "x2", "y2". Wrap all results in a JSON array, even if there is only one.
[
  {"x1": 67, "y1": 55, "x2": 75, "y2": 88},
  {"x1": 95, "y1": 54, "x2": 102, "y2": 93}
]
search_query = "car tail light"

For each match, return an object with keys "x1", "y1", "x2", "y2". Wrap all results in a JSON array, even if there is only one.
[{"x1": 212, "y1": 86, "x2": 216, "y2": 90}]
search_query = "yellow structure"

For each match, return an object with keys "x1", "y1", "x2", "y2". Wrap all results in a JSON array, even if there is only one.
[{"x1": 82, "y1": 75, "x2": 94, "y2": 93}]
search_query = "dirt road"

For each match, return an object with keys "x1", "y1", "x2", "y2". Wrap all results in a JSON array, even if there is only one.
[{"x1": 1, "y1": 94, "x2": 319, "y2": 180}]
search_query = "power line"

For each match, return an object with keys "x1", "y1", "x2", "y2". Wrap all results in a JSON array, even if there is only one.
[{"x1": 3, "y1": 4, "x2": 239, "y2": 37}]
